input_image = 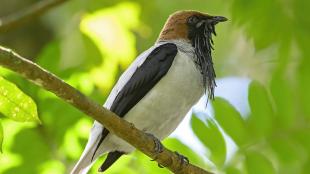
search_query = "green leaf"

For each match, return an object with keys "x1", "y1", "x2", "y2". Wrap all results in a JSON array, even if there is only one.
[
  {"x1": 213, "y1": 97, "x2": 248, "y2": 146},
  {"x1": 130, "y1": 150, "x2": 170, "y2": 174},
  {"x1": 245, "y1": 151, "x2": 276, "y2": 174},
  {"x1": 191, "y1": 115, "x2": 226, "y2": 167},
  {"x1": 0, "y1": 76, "x2": 40, "y2": 123},
  {"x1": 270, "y1": 138, "x2": 303, "y2": 164},
  {"x1": 270, "y1": 137, "x2": 306, "y2": 174},
  {"x1": 297, "y1": 45, "x2": 310, "y2": 119},
  {"x1": 247, "y1": 81, "x2": 274, "y2": 138},
  {"x1": 163, "y1": 138, "x2": 206, "y2": 167},
  {"x1": 0, "y1": 120, "x2": 3, "y2": 152},
  {"x1": 271, "y1": 70, "x2": 295, "y2": 129},
  {"x1": 226, "y1": 166, "x2": 242, "y2": 174}
]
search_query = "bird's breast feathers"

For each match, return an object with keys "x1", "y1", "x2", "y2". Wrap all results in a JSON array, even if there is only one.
[{"x1": 98, "y1": 40, "x2": 203, "y2": 153}]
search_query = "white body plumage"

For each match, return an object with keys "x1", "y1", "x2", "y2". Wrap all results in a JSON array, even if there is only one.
[{"x1": 71, "y1": 40, "x2": 203, "y2": 174}]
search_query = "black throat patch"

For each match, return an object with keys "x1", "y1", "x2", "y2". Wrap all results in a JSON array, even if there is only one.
[{"x1": 188, "y1": 22, "x2": 217, "y2": 100}]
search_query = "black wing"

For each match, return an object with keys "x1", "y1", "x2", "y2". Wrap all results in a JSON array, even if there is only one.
[
  {"x1": 110, "y1": 43, "x2": 177, "y2": 116},
  {"x1": 94, "y1": 43, "x2": 178, "y2": 171}
]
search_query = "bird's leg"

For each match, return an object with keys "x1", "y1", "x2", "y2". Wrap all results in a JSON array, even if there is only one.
[
  {"x1": 145, "y1": 133, "x2": 165, "y2": 168},
  {"x1": 175, "y1": 151, "x2": 189, "y2": 166}
]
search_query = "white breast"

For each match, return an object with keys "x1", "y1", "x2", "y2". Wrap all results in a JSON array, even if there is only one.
[{"x1": 100, "y1": 46, "x2": 203, "y2": 153}]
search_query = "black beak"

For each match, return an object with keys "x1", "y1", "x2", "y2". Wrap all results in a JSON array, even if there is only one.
[
  {"x1": 211, "y1": 16, "x2": 228, "y2": 26},
  {"x1": 195, "y1": 16, "x2": 228, "y2": 28},
  {"x1": 212, "y1": 16, "x2": 228, "y2": 23}
]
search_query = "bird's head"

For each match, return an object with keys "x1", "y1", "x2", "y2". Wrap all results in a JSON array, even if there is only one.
[
  {"x1": 158, "y1": 10, "x2": 227, "y2": 42},
  {"x1": 158, "y1": 10, "x2": 227, "y2": 100}
]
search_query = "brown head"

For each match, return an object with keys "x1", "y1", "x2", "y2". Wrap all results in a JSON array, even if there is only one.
[
  {"x1": 158, "y1": 10, "x2": 227, "y2": 100},
  {"x1": 158, "y1": 10, "x2": 227, "y2": 42}
]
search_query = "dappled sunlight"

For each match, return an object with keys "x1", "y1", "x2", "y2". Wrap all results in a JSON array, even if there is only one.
[
  {"x1": 0, "y1": 120, "x2": 35, "y2": 173},
  {"x1": 80, "y1": 2, "x2": 140, "y2": 91},
  {"x1": 60, "y1": 118, "x2": 93, "y2": 160},
  {"x1": 0, "y1": 152, "x2": 22, "y2": 174}
]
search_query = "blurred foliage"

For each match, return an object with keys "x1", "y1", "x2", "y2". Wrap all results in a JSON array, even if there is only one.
[
  {"x1": 191, "y1": 115, "x2": 226, "y2": 167},
  {"x1": 0, "y1": 0, "x2": 309, "y2": 173}
]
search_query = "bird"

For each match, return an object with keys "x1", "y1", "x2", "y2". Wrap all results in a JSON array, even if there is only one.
[{"x1": 71, "y1": 10, "x2": 227, "y2": 174}]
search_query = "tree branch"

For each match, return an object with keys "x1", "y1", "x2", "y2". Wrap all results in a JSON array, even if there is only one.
[
  {"x1": 0, "y1": 0, "x2": 69, "y2": 32},
  {"x1": 0, "y1": 46, "x2": 213, "y2": 174}
]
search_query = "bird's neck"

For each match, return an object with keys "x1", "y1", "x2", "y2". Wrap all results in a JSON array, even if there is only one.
[
  {"x1": 156, "y1": 39, "x2": 192, "y2": 47},
  {"x1": 157, "y1": 39, "x2": 195, "y2": 56}
]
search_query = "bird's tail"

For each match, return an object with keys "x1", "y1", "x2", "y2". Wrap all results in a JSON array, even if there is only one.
[{"x1": 71, "y1": 123, "x2": 105, "y2": 174}]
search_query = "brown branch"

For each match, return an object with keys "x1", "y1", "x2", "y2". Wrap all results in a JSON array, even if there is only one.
[
  {"x1": 0, "y1": 0, "x2": 69, "y2": 32},
  {"x1": 0, "y1": 45, "x2": 213, "y2": 174}
]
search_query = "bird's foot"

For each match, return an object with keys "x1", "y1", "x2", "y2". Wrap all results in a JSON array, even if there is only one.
[
  {"x1": 175, "y1": 151, "x2": 189, "y2": 166},
  {"x1": 146, "y1": 133, "x2": 165, "y2": 168},
  {"x1": 145, "y1": 133, "x2": 164, "y2": 154}
]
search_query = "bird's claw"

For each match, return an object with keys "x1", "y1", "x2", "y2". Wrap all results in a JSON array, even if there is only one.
[
  {"x1": 175, "y1": 151, "x2": 189, "y2": 166},
  {"x1": 150, "y1": 158, "x2": 164, "y2": 168},
  {"x1": 157, "y1": 163, "x2": 164, "y2": 168},
  {"x1": 146, "y1": 133, "x2": 165, "y2": 168},
  {"x1": 145, "y1": 133, "x2": 164, "y2": 154}
]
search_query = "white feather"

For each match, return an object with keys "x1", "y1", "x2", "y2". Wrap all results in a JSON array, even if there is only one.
[{"x1": 71, "y1": 40, "x2": 202, "y2": 174}]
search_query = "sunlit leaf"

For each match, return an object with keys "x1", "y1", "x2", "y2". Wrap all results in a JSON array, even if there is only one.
[
  {"x1": 191, "y1": 115, "x2": 226, "y2": 167},
  {"x1": 0, "y1": 67, "x2": 13, "y2": 77},
  {"x1": 245, "y1": 151, "x2": 276, "y2": 174},
  {"x1": 247, "y1": 81, "x2": 274, "y2": 138},
  {"x1": 0, "y1": 76, "x2": 40, "y2": 123},
  {"x1": 213, "y1": 97, "x2": 248, "y2": 146},
  {"x1": 0, "y1": 120, "x2": 3, "y2": 152},
  {"x1": 80, "y1": 2, "x2": 140, "y2": 91},
  {"x1": 80, "y1": 2, "x2": 139, "y2": 62}
]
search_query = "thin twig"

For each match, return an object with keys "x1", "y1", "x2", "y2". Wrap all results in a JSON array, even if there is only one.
[
  {"x1": 0, "y1": 0, "x2": 69, "y2": 32},
  {"x1": 0, "y1": 46, "x2": 213, "y2": 174}
]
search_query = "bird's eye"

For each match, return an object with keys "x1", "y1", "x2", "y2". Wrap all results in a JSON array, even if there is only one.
[{"x1": 188, "y1": 16, "x2": 199, "y2": 25}]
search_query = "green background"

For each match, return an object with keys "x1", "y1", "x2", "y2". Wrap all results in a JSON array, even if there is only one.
[{"x1": 0, "y1": 0, "x2": 309, "y2": 173}]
